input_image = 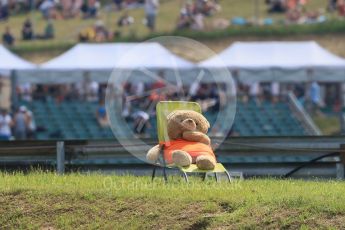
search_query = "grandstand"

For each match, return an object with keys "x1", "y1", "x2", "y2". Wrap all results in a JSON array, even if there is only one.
[{"x1": 21, "y1": 93, "x2": 317, "y2": 140}]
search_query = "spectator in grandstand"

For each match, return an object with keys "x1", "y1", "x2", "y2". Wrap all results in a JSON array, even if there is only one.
[
  {"x1": 338, "y1": 0, "x2": 345, "y2": 16},
  {"x1": 114, "y1": 0, "x2": 123, "y2": 10},
  {"x1": 271, "y1": 82, "x2": 280, "y2": 103},
  {"x1": 94, "y1": 20, "x2": 111, "y2": 42},
  {"x1": 2, "y1": 26, "x2": 15, "y2": 46},
  {"x1": 0, "y1": 108, "x2": 12, "y2": 140},
  {"x1": 132, "y1": 80, "x2": 144, "y2": 97},
  {"x1": 177, "y1": 2, "x2": 195, "y2": 29},
  {"x1": 17, "y1": 82, "x2": 32, "y2": 102},
  {"x1": 96, "y1": 100, "x2": 109, "y2": 128},
  {"x1": 249, "y1": 81, "x2": 262, "y2": 104},
  {"x1": 86, "y1": 79, "x2": 99, "y2": 102},
  {"x1": 22, "y1": 18, "x2": 34, "y2": 40},
  {"x1": 13, "y1": 106, "x2": 29, "y2": 140},
  {"x1": 81, "y1": 0, "x2": 100, "y2": 19},
  {"x1": 0, "y1": 0, "x2": 9, "y2": 21},
  {"x1": 195, "y1": 0, "x2": 220, "y2": 16},
  {"x1": 36, "y1": 20, "x2": 55, "y2": 39},
  {"x1": 25, "y1": 107, "x2": 36, "y2": 139},
  {"x1": 144, "y1": 0, "x2": 159, "y2": 32},
  {"x1": 328, "y1": 0, "x2": 338, "y2": 11},
  {"x1": 309, "y1": 81, "x2": 322, "y2": 114},
  {"x1": 132, "y1": 110, "x2": 151, "y2": 136},
  {"x1": 61, "y1": 0, "x2": 82, "y2": 18},
  {"x1": 78, "y1": 26, "x2": 96, "y2": 42},
  {"x1": 267, "y1": 0, "x2": 286, "y2": 13},
  {"x1": 79, "y1": 20, "x2": 111, "y2": 42},
  {"x1": 117, "y1": 11, "x2": 134, "y2": 27},
  {"x1": 32, "y1": 84, "x2": 47, "y2": 102},
  {"x1": 39, "y1": 0, "x2": 58, "y2": 19},
  {"x1": 286, "y1": 8, "x2": 302, "y2": 23},
  {"x1": 151, "y1": 70, "x2": 166, "y2": 89}
]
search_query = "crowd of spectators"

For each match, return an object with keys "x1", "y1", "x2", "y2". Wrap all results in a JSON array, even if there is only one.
[
  {"x1": 2, "y1": 0, "x2": 345, "y2": 47},
  {"x1": 265, "y1": 0, "x2": 345, "y2": 24},
  {"x1": 2, "y1": 18, "x2": 54, "y2": 46},
  {"x1": 0, "y1": 106, "x2": 36, "y2": 140},
  {"x1": 8, "y1": 69, "x2": 333, "y2": 139},
  {"x1": 177, "y1": 0, "x2": 220, "y2": 30}
]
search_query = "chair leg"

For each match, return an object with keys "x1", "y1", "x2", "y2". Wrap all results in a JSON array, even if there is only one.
[
  {"x1": 163, "y1": 166, "x2": 168, "y2": 183},
  {"x1": 215, "y1": 172, "x2": 219, "y2": 182},
  {"x1": 203, "y1": 172, "x2": 207, "y2": 181},
  {"x1": 181, "y1": 171, "x2": 189, "y2": 183},
  {"x1": 151, "y1": 166, "x2": 157, "y2": 182},
  {"x1": 225, "y1": 170, "x2": 232, "y2": 183}
]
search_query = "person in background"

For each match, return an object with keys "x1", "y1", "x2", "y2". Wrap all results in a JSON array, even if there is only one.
[
  {"x1": 338, "y1": 0, "x2": 345, "y2": 16},
  {"x1": 22, "y1": 18, "x2": 34, "y2": 40},
  {"x1": 94, "y1": 20, "x2": 110, "y2": 42},
  {"x1": 2, "y1": 26, "x2": 15, "y2": 46},
  {"x1": 0, "y1": 108, "x2": 12, "y2": 140},
  {"x1": 145, "y1": 0, "x2": 159, "y2": 32},
  {"x1": 17, "y1": 82, "x2": 32, "y2": 102},
  {"x1": 117, "y1": 11, "x2": 134, "y2": 27},
  {"x1": 13, "y1": 106, "x2": 29, "y2": 140},
  {"x1": 309, "y1": 81, "x2": 322, "y2": 114},
  {"x1": 25, "y1": 107, "x2": 36, "y2": 139},
  {"x1": 36, "y1": 20, "x2": 55, "y2": 39},
  {"x1": 0, "y1": 0, "x2": 9, "y2": 21},
  {"x1": 132, "y1": 110, "x2": 151, "y2": 136},
  {"x1": 39, "y1": 0, "x2": 56, "y2": 19},
  {"x1": 152, "y1": 70, "x2": 166, "y2": 89},
  {"x1": 114, "y1": 0, "x2": 123, "y2": 10},
  {"x1": 82, "y1": 0, "x2": 100, "y2": 18},
  {"x1": 249, "y1": 81, "x2": 262, "y2": 104},
  {"x1": 271, "y1": 82, "x2": 280, "y2": 103},
  {"x1": 96, "y1": 100, "x2": 109, "y2": 128}
]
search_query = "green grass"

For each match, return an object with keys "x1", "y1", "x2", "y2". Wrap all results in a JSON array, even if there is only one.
[
  {"x1": 313, "y1": 115, "x2": 340, "y2": 135},
  {"x1": 1, "y1": 172, "x2": 345, "y2": 229}
]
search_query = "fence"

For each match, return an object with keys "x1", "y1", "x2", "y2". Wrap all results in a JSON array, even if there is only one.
[{"x1": 0, "y1": 136, "x2": 344, "y2": 179}]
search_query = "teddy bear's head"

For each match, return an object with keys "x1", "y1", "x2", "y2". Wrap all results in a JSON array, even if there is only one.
[{"x1": 166, "y1": 110, "x2": 210, "y2": 140}]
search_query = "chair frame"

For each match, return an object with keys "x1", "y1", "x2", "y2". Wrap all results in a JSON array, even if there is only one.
[{"x1": 151, "y1": 101, "x2": 232, "y2": 183}]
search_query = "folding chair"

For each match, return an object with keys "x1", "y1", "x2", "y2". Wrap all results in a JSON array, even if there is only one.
[{"x1": 151, "y1": 101, "x2": 232, "y2": 183}]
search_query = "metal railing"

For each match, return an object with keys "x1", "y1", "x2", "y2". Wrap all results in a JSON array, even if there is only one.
[
  {"x1": 0, "y1": 136, "x2": 344, "y2": 179},
  {"x1": 288, "y1": 92, "x2": 322, "y2": 135}
]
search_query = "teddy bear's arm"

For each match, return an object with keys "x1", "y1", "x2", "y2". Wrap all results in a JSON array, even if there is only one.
[
  {"x1": 146, "y1": 145, "x2": 162, "y2": 163},
  {"x1": 182, "y1": 131, "x2": 211, "y2": 145}
]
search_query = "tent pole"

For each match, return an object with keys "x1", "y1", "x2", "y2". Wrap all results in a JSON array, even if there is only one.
[{"x1": 10, "y1": 70, "x2": 18, "y2": 110}]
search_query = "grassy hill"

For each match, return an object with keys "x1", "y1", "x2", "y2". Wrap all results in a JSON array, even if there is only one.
[
  {"x1": 1, "y1": 172, "x2": 345, "y2": 229},
  {"x1": 2, "y1": 0, "x2": 345, "y2": 63}
]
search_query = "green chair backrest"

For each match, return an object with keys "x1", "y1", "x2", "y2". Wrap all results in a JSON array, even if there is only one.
[{"x1": 156, "y1": 101, "x2": 201, "y2": 143}]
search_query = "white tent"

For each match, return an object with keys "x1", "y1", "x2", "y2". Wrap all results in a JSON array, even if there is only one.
[
  {"x1": 0, "y1": 44, "x2": 35, "y2": 74},
  {"x1": 41, "y1": 42, "x2": 194, "y2": 70},
  {"x1": 28, "y1": 42, "x2": 195, "y2": 84},
  {"x1": 199, "y1": 41, "x2": 345, "y2": 82}
]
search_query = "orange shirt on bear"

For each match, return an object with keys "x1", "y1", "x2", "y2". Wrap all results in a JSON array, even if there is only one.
[{"x1": 160, "y1": 139, "x2": 215, "y2": 164}]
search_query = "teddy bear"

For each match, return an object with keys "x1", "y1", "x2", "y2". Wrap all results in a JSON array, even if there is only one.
[{"x1": 146, "y1": 110, "x2": 217, "y2": 170}]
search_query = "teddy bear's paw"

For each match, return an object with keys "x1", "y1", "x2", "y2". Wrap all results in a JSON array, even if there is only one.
[
  {"x1": 146, "y1": 145, "x2": 161, "y2": 163},
  {"x1": 196, "y1": 155, "x2": 216, "y2": 170},
  {"x1": 172, "y1": 150, "x2": 192, "y2": 167}
]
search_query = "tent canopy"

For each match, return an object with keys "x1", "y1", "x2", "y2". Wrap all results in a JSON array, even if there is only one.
[
  {"x1": 0, "y1": 44, "x2": 35, "y2": 71},
  {"x1": 41, "y1": 42, "x2": 194, "y2": 70},
  {"x1": 23, "y1": 42, "x2": 195, "y2": 84},
  {"x1": 199, "y1": 41, "x2": 345, "y2": 82}
]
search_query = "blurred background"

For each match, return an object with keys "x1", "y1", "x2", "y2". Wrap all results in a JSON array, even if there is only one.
[{"x1": 0, "y1": 0, "x2": 345, "y2": 141}]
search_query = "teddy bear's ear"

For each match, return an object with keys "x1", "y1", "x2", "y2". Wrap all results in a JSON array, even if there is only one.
[
  {"x1": 202, "y1": 115, "x2": 210, "y2": 128},
  {"x1": 206, "y1": 119, "x2": 210, "y2": 129},
  {"x1": 166, "y1": 111, "x2": 177, "y2": 121}
]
